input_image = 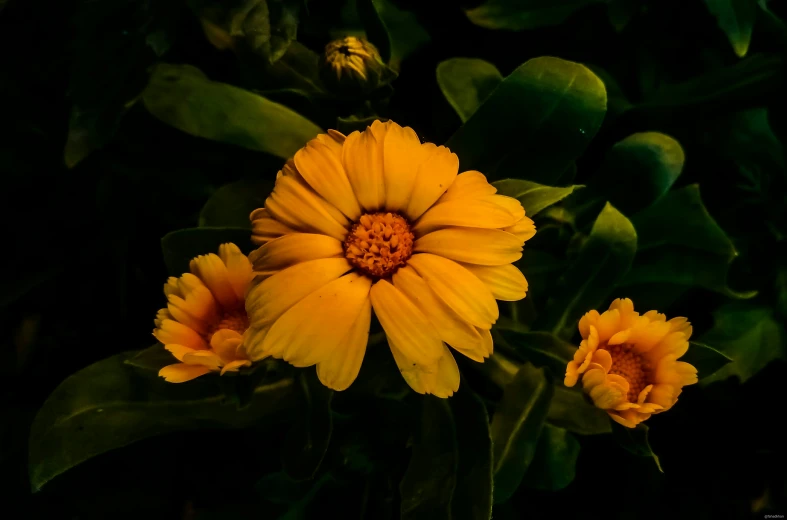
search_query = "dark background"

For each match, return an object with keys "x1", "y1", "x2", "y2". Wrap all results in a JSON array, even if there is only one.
[{"x1": 1, "y1": 0, "x2": 786, "y2": 518}]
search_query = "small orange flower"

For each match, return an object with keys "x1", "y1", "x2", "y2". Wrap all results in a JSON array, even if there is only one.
[
  {"x1": 154, "y1": 243, "x2": 255, "y2": 383},
  {"x1": 564, "y1": 298, "x2": 698, "y2": 428}
]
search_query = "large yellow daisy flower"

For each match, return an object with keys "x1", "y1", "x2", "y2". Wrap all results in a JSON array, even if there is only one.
[
  {"x1": 154, "y1": 243, "x2": 255, "y2": 383},
  {"x1": 245, "y1": 120, "x2": 535, "y2": 397},
  {"x1": 564, "y1": 298, "x2": 698, "y2": 427}
]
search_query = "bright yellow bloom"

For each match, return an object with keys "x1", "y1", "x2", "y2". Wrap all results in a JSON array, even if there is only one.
[
  {"x1": 564, "y1": 298, "x2": 698, "y2": 428},
  {"x1": 245, "y1": 120, "x2": 535, "y2": 397},
  {"x1": 154, "y1": 243, "x2": 255, "y2": 383}
]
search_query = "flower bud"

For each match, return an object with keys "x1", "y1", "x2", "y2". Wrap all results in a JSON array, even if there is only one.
[{"x1": 319, "y1": 36, "x2": 394, "y2": 96}]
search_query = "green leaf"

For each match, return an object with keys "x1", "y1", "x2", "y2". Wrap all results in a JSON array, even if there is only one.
[
  {"x1": 495, "y1": 330, "x2": 576, "y2": 375},
  {"x1": 704, "y1": 0, "x2": 758, "y2": 58},
  {"x1": 282, "y1": 370, "x2": 334, "y2": 481},
  {"x1": 492, "y1": 179, "x2": 582, "y2": 218},
  {"x1": 199, "y1": 177, "x2": 276, "y2": 228},
  {"x1": 465, "y1": 0, "x2": 605, "y2": 31},
  {"x1": 699, "y1": 302, "x2": 787, "y2": 384},
  {"x1": 400, "y1": 396, "x2": 457, "y2": 520},
  {"x1": 357, "y1": 0, "x2": 430, "y2": 67},
  {"x1": 682, "y1": 342, "x2": 734, "y2": 380},
  {"x1": 591, "y1": 132, "x2": 685, "y2": 215},
  {"x1": 446, "y1": 57, "x2": 607, "y2": 183},
  {"x1": 547, "y1": 385, "x2": 611, "y2": 435},
  {"x1": 124, "y1": 343, "x2": 174, "y2": 372},
  {"x1": 521, "y1": 424, "x2": 580, "y2": 490},
  {"x1": 436, "y1": 58, "x2": 503, "y2": 123},
  {"x1": 490, "y1": 362, "x2": 554, "y2": 504},
  {"x1": 29, "y1": 351, "x2": 296, "y2": 492},
  {"x1": 160, "y1": 227, "x2": 254, "y2": 276},
  {"x1": 611, "y1": 423, "x2": 663, "y2": 473},
  {"x1": 449, "y1": 388, "x2": 493, "y2": 520},
  {"x1": 620, "y1": 185, "x2": 757, "y2": 298},
  {"x1": 141, "y1": 63, "x2": 322, "y2": 159},
  {"x1": 336, "y1": 115, "x2": 387, "y2": 134},
  {"x1": 539, "y1": 203, "x2": 637, "y2": 339}
]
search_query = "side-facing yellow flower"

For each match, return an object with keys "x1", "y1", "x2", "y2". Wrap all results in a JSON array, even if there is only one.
[
  {"x1": 564, "y1": 298, "x2": 698, "y2": 427},
  {"x1": 245, "y1": 120, "x2": 535, "y2": 397},
  {"x1": 154, "y1": 243, "x2": 255, "y2": 383}
]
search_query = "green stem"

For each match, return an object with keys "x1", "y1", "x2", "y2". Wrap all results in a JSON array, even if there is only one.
[{"x1": 482, "y1": 351, "x2": 522, "y2": 388}]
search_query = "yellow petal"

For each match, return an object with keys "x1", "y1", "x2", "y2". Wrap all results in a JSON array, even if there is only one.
[
  {"x1": 437, "y1": 170, "x2": 497, "y2": 203},
  {"x1": 413, "y1": 197, "x2": 520, "y2": 236},
  {"x1": 591, "y1": 348, "x2": 612, "y2": 372},
  {"x1": 392, "y1": 266, "x2": 489, "y2": 362},
  {"x1": 415, "y1": 227, "x2": 522, "y2": 265},
  {"x1": 594, "y1": 309, "x2": 621, "y2": 343},
  {"x1": 182, "y1": 350, "x2": 223, "y2": 370},
  {"x1": 589, "y1": 380, "x2": 627, "y2": 410},
  {"x1": 429, "y1": 346, "x2": 461, "y2": 398},
  {"x1": 262, "y1": 273, "x2": 373, "y2": 367},
  {"x1": 265, "y1": 175, "x2": 349, "y2": 241},
  {"x1": 159, "y1": 363, "x2": 212, "y2": 383},
  {"x1": 578, "y1": 310, "x2": 600, "y2": 339},
  {"x1": 246, "y1": 257, "x2": 353, "y2": 328},
  {"x1": 459, "y1": 263, "x2": 528, "y2": 301},
  {"x1": 164, "y1": 343, "x2": 196, "y2": 362},
  {"x1": 248, "y1": 233, "x2": 343, "y2": 273},
  {"x1": 244, "y1": 325, "x2": 271, "y2": 362},
  {"x1": 502, "y1": 216, "x2": 536, "y2": 243},
  {"x1": 210, "y1": 329, "x2": 244, "y2": 363},
  {"x1": 220, "y1": 359, "x2": 252, "y2": 375},
  {"x1": 388, "y1": 340, "x2": 459, "y2": 397},
  {"x1": 646, "y1": 331, "x2": 690, "y2": 362},
  {"x1": 405, "y1": 146, "x2": 459, "y2": 220},
  {"x1": 407, "y1": 253, "x2": 498, "y2": 329},
  {"x1": 609, "y1": 412, "x2": 637, "y2": 428},
  {"x1": 251, "y1": 211, "x2": 297, "y2": 245},
  {"x1": 369, "y1": 279, "x2": 444, "y2": 365},
  {"x1": 295, "y1": 137, "x2": 362, "y2": 220},
  {"x1": 189, "y1": 253, "x2": 238, "y2": 308},
  {"x1": 342, "y1": 128, "x2": 385, "y2": 211},
  {"x1": 316, "y1": 296, "x2": 372, "y2": 391},
  {"x1": 154, "y1": 319, "x2": 209, "y2": 351},
  {"x1": 382, "y1": 123, "x2": 428, "y2": 211},
  {"x1": 487, "y1": 195, "x2": 525, "y2": 221},
  {"x1": 218, "y1": 243, "x2": 253, "y2": 300}
]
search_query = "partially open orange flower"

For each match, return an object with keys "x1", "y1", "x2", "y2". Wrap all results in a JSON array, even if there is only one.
[
  {"x1": 154, "y1": 243, "x2": 255, "y2": 383},
  {"x1": 564, "y1": 298, "x2": 698, "y2": 427}
]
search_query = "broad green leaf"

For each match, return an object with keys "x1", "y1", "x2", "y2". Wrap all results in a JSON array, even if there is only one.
[
  {"x1": 539, "y1": 203, "x2": 637, "y2": 339},
  {"x1": 704, "y1": 0, "x2": 758, "y2": 58},
  {"x1": 495, "y1": 330, "x2": 576, "y2": 375},
  {"x1": 199, "y1": 177, "x2": 276, "y2": 229},
  {"x1": 141, "y1": 63, "x2": 322, "y2": 159},
  {"x1": 620, "y1": 185, "x2": 757, "y2": 298},
  {"x1": 682, "y1": 342, "x2": 734, "y2": 380},
  {"x1": 491, "y1": 362, "x2": 553, "y2": 504},
  {"x1": 446, "y1": 57, "x2": 606, "y2": 183},
  {"x1": 591, "y1": 132, "x2": 685, "y2": 215},
  {"x1": 547, "y1": 385, "x2": 611, "y2": 435},
  {"x1": 465, "y1": 0, "x2": 605, "y2": 31},
  {"x1": 161, "y1": 227, "x2": 253, "y2": 276},
  {"x1": 493, "y1": 179, "x2": 582, "y2": 218},
  {"x1": 521, "y1": 424, "x2": 580, "y2": 490},
  {"x1": 436, "y1": 58, "x2": 503, "y2": 123},
  {"x1": 29, "y1": 351, "x2": 296, "y2": 491},
  {"x1": 125, "y1": 343, "x2": 175, "y2": 372},
  {"x1": 450, "y1": 388, "x2": 493, "y2": 520},
  {"x1": 400, "y1": 396, "x2": 457, "y2": 520},
  {"x1": 357, "y1": 0, "x2": 430, "y2": 67},
  {"x1": 699, "y1": 303, "x2": 787, "y2": 384},
  {"x1": 282, "y1": 371, "x2": 334, "y2": 480},
  {"x1": 611, "y1": 423, "x2": 663, "y2": 473}
]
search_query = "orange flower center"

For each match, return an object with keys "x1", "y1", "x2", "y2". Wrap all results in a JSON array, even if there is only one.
[
  {"x1": 203, "y1": 308, "x2": 249, "y2": 341},
  {"x1": 344, "y1": 212, "x2": 414, "y2": 278},
  {"x1": 605, "y1": 344, "x2": 652, "y2": 402}
]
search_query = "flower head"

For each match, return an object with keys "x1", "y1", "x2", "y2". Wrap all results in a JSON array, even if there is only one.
[
  {"x1": 245, "y1": 120, "x2": 535, "y2": 397},
  {"x1": 154, "y1": 243, "x2": 255, "y2": 383},
  {"x1": 319, "y1": 36, "x2": 392, "y2": 95},
  {"x1": 564, "y1": 298, "x2": 698, "y2": 427}
]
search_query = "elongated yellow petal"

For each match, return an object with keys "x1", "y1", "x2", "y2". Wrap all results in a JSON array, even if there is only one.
[
  {"x1": 437, "y1": 170, "x2": 496, "y2": 203},
  {"x1": 159, "y1": 363, "x2": 212, "y2": 383},
  {"x1": 262, "y1": 273, "x2": 373, "y2": 367},
  {"x1": 502, "y1": 216, "x2": 536, "y2": 242},
  {"x1": 316, "y1": 297, "x2": 371, "y2": 391},
  {"x1": 407, "y1": 253, "x2": 498, "y2": 329},
  {"x1": 249, "y1": 233, "x2": 343, "y2": 273},
  {"x1": 459, "y1": 263, "x2": 528, "y2": 301},
  {"x1": 295, "y1": 138, "x2": 362, "y2": 220},
  {"x1": 388, "y1": 340, "x2": 459, "y2": 398},
  {"x1": 220, "y1": 359, "x2": 252, "y2": 375},
  {"x1": 154, "y1": 319, "x2": 209, "y2": 351},
  {"x1": 251, "y1": 212, "x2": 297, "y2": 245},
  {"x1": 382, "y1": 123, "x2": 428, "y2": 211},
  {"x1": 369, "y1": 279, "x2": 444, "y2": 365},
  {"x1": 164, "y1": 343, "x2": 196, "y2": 362},
  {"x1": 342, "y1": 128, "x2": 385, "y2": 211},
  {"x1": 415, "y1": 227, "x2": 522, "y2": 265},
  {"x1": 189, "y1": 253, "x2": 237, "y2": 308},
  {"x1": 246, "y1": 257, "x2": 353, "y2": 328},
  {"x1": 182, "y1": 350, "x2": 223, "y2": 370},
  {"x1": 217, "y1": 243, "x2": 253, "y2": 300},
  {"x1": 405, "y1": 146, "x2": 459, "y2": 220},
  {"x1": 392, "y1": 266, "x2": 489, "y2": 362},
  {"x1": 413, "y1": 197, "x2": 520, "y2": 236},
  {"x1": 487, "y1": 195, "x2": 525, "y2": 221},
  {"x1": 265, "y1": 176, "x2": 349, "y2": 241}
]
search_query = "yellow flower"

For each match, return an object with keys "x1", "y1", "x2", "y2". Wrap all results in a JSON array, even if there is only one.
[
  {"x1": 319, "y1": 36, "x2": 390, "y2": 94},
  {"x1": 154, "y1": 243, "x2": 255, "y2": 383},
  {"x1": 564, "y1": 298, "x2": 698, "y2": 428},
  {"x1": 245, "y1": 120, "x2": 535, "y2": 397}
]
